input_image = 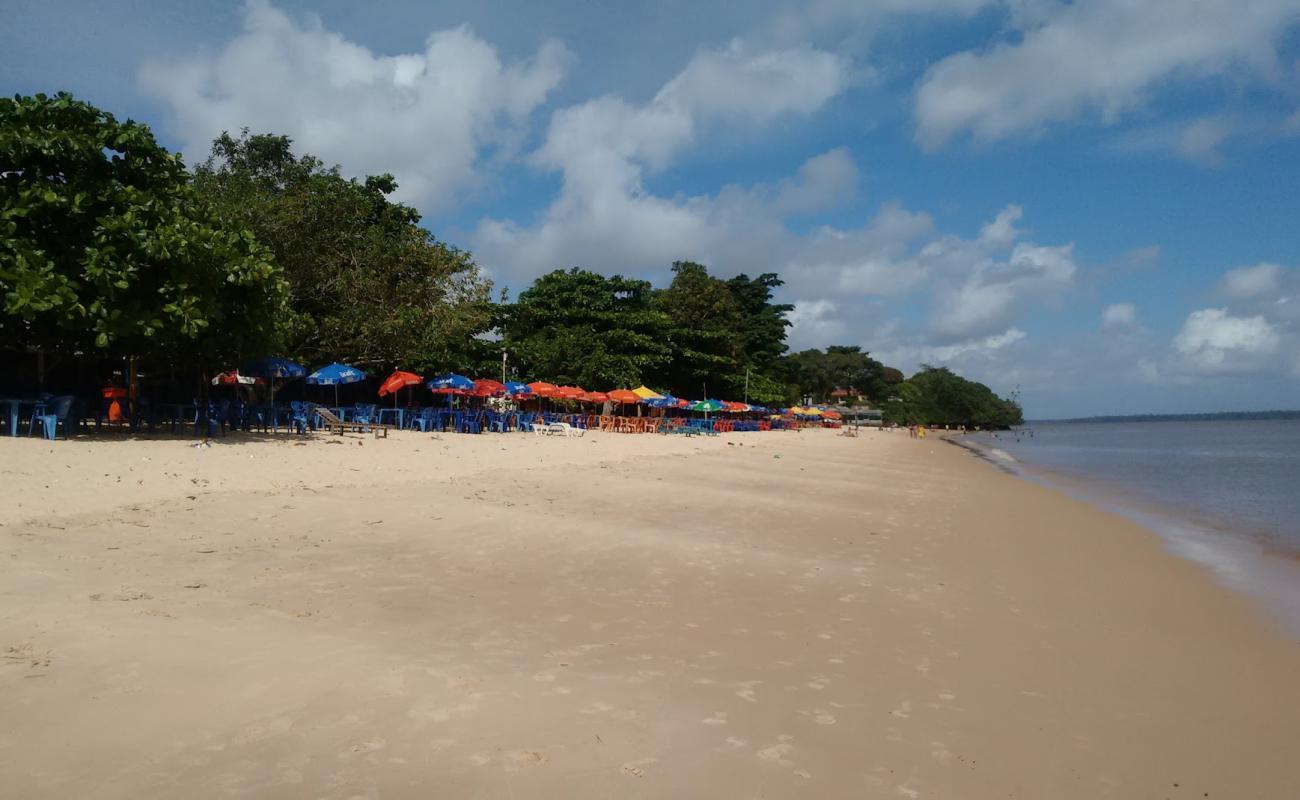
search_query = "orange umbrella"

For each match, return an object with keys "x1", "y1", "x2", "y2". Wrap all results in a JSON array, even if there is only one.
[
  {"x1": 553, "y1": 385, "x2": 586, "y2": 399},
  {"x1": 527, "y1": 381, "x2": 559, "y2": 397},
  {"x1": 607, "y1": 389, "x2": 641, "y2": 404},
  {"x1": 378, "y1": 370, "x2": 422, "y2": 397},
  {"x1": 582, "y1": 391, "x2": 609, "y2": 403}
]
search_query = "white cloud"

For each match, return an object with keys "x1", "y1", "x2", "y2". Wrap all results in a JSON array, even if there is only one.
[
  {"x1": 656, "y1": 40, "x2": 851, "y2": 124},
  {"x1": 1101, "y1": 302, "x2": 1137, "y2": 329},
  {"x1": 787, "y1": 299, "x2": 848, "y2": 347},
  {"x1": 473, "y1": 38, "x2": 854, "y2": 286},
  {"x1": 1173, "y1": 308, "x2": 1281, "y2": 373},
  {"x1": 139, "y1": 0, "x2": 570, "y2": 210},
  {"x1": 1176, "y1": 116, "x2": 1234, "y2": 166},
  {"x1": 915, "y1": 0, "x2": 1300, "y2": 148},
  {"x1": 1221, "y1": 263, "x2": 1283, "y2": 299}
]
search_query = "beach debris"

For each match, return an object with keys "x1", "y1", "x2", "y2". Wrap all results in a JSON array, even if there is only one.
[{"x1": 183, "y1": 582, "x2": 207, "y2": 589}]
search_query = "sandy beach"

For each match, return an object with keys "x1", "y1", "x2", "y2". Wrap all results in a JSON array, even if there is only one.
[{"x1": 2, "y1": 427, "x2": 1299, "y2": 799}]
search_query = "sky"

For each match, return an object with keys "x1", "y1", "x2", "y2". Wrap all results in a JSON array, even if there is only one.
[{"x1": 5, "y1": 0, "x2": 1300, "y2": 418}]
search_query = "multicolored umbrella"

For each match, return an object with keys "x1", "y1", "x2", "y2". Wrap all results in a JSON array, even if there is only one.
[{"x1": 211, "y1": 370, "x2": 260, "y2": 386}]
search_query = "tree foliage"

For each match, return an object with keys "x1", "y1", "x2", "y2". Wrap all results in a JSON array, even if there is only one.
[
  {"x1": 786, "y1": 345, "x2": 894, "y2": 403},
  {"x1": 502, "y1": 268, "x2": 671, "y2": 387},
  {"x1": 883, "y1": 366, "x2": 1023, "y2": 428},
  {"x1": 194, "y1": 131, "x2": 492, "y2": 371},
  {"x1": 0, "y1": 93, "x2": 284, "y2": 371}
]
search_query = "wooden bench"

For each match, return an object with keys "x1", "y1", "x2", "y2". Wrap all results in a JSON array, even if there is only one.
[{"x1": 309, "y1": 404, "x2": 394, "y2": 438}]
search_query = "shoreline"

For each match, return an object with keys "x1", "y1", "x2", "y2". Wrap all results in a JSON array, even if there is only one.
[
  {"x1": 3, "y1": 429, "x2": 1299, "y2": 797},
  {"x1": 947, "y1": 432, "x2": 1300, "y2": 636}
]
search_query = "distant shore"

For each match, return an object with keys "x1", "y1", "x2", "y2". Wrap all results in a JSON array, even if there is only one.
[{"x1": 3, "y1": 429, "x2": 1298, "y2": 797}]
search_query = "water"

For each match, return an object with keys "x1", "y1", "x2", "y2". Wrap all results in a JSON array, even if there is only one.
[{"x1": 964, "y1": 419, "x2": 1300, "y2": 632}]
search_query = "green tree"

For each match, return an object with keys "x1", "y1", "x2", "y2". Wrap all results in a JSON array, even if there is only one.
[
  {"x1": 194, "y1": 131, "x2": 492, "y2": 371},
  {"x1": 502, "y1": 268, "x2": 672, "y2": 387},
  {"x1": 0, "y1": 93, "x2": 284, "y2": 376},
  {"x1": 652, "y1": 261, "x2": 743, "y2": 396},
  {"x1": 786, "y1": 345, "x2": 888, "y2": 403},
  {"x1": 887, "y1": 366, "x2": 1023, "y2": 428}
]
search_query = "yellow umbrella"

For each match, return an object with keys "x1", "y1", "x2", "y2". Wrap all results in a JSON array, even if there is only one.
[{"x1": 633, "y1": 385, "x2": 664, "y2": 400}]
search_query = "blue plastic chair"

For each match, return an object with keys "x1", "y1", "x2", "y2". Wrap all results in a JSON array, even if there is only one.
[
  {"x1": 29, "y1": 395, "x2": 76, "y2": 440},
  {"x1": 289, "y1": 401, "x2": 311, "y2": 434}
]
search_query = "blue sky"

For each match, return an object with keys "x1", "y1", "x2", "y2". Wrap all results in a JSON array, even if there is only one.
[{"x1": 6, "y1": 0, "x2": 1300, "y2": 417}]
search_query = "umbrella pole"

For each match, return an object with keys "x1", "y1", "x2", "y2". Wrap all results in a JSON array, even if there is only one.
[{"x1": 334, "y1": 384, "x2": 339, "y2": 409}]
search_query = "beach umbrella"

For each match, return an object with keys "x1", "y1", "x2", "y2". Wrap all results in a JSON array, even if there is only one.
[
  {"x1": 633, "y1": 385, "x2": 664, "y2": 400},
  {"x1": 689, "y1": 399, "x2": 726, "y2": 412},
  {"x1": 527, "y1": 381, "x2": 559, "y2": 398},
  {"x1": 428, "y1": 373, "x2": 474, "y2": 394},
  {"x1": 505, "y1": 381, "x2": 533, "y2": 397},
  {"x1": 241, "y1": 357, "x2": 306, "y2": 407},
  {"x1": 472, "y1": 378, "x2": 507, "y2": 397},
  {"x1": 554, "y1": 385, "x2": 586, "y2": 400},
  {"x1": 378, "y1": 370, "x2": 423, "y2": 396},
  {"x1": 378, "y1": 370, "x2": 423, "y2": 415},
  {"x1": 723, "y1": 401, "x2": 750, "y2": 412},
  {"x1": 607, "y1": 389, "x2": 641, "y2": 405},
  {"x1": 211, "y1": 370, "x2": 259, "y2": 386},
  {"x1": 581, "y1": 391, "x2": 609, "y2": 403},
  {"x1": 307, "y1": 362, "x2": 366, "y2": 407}
]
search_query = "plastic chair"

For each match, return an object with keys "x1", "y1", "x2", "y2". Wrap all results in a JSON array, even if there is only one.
[{"x1": 29, "y1": 395, "x2": 76, "y2": 440}]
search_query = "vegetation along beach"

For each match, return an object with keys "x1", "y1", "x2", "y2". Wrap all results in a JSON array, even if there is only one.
[{"x1": 6, "y1": 2, "x2": 1300, "y2": 797}]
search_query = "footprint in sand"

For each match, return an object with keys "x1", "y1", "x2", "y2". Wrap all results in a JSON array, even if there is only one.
[
  {"x1": 757, "y1": 735, "x2": 796, "y2": 767},
  {"x1": 621, "y1": 757, "x2": 656, "y2": 778},
  {"x1": 349, "y1": 737, "x2": 386, "y2": 754},
  {"x1": 505, "y1": 750, "x2": 546, "y2": 771},
  {"x1": 702, "y1": 711, "x2": 728, "y2": 725}
]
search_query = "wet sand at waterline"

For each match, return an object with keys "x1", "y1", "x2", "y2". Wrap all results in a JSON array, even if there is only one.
[{"x1": 2, "y1": 429, "x2": 1298, "y2": 798}]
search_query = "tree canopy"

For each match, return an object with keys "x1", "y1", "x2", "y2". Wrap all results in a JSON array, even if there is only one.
[
  {"x1": 501, "y1": 268, "x2": 672, "y2": 387},
  {"x1": 0, "y1": 93, "x2": 284, "y2": 373},
  {"x1": 2, "y1": 95, "x2": 1026, "y2": 423},
  {"x1": 194, "y1": 130, "x2": 493, "y2": 371}
]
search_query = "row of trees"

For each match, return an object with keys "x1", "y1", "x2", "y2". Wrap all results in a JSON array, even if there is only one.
[{"x1": 1, "y1": 93, "x2": 1023, "y2": 427}]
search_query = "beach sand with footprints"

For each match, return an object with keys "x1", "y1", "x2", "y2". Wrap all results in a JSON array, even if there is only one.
[{"x1": 2, "y1": 428, "x2": 1299, "y2": 798}]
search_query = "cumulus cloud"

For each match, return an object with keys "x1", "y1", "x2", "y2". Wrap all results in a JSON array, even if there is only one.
[
  {"x1": 656, "y1": 40, "x2": 851, "y2": 123},
  {"x1": 1101, "y1": 303, "x2": 1137, "y2": 329},
  {"x1": 1221, "y1": 263, "x2": 1283, "y2": 300},
  {"x1": 139, "y1": 0, "x2": 570, "y2": 209},
  {"x1": 472, "y1": 38, "x2": 855, "y2": 285},
  {"x1": 1172, "y1": 308, "x2": 1281, "y2": 373},
  {"x1": 915, "y1": 0, "x2": 1300, "y2": 148}
]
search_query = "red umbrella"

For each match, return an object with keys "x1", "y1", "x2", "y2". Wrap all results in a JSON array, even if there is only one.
[
  {"x1": 554, "y1": 385, "x2": 586, "y2": 400},
  {"x1": 581, "y1": 391, "x2": 609, "y2": 403},
  {"x1": 607, "y1": 389, "x2": 640, "y2": 404},
  {"x1": 378, "y1": 370, "x2": 423, "y2": 397},
  {"x1": 472, "y1": 378, "x2": 507, "y2": 397},
  {"x1": 527, "y1": 381, "x2": 559, "y2": 398}
]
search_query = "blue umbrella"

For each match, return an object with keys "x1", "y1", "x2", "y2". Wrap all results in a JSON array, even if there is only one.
[
  {"x1": 427, "y1": 373, "x2": 474, "y2": 393},
  {"x1": 307, "y1": 362, "x2": 366, "y2": 406},
  {"x1": 242, "y1": 357, "x2": 306, "y2": 408},
  {"x1": 504, "y1": 380, "x2": 533, "y2": 397},
  {"x1": 242, "y1": 357, "x2": 306, "y2": 379}
]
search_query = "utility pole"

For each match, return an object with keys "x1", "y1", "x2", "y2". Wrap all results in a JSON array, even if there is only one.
[{"x1": 501, "y1": 350, "x2": 508, "y2": 384}]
